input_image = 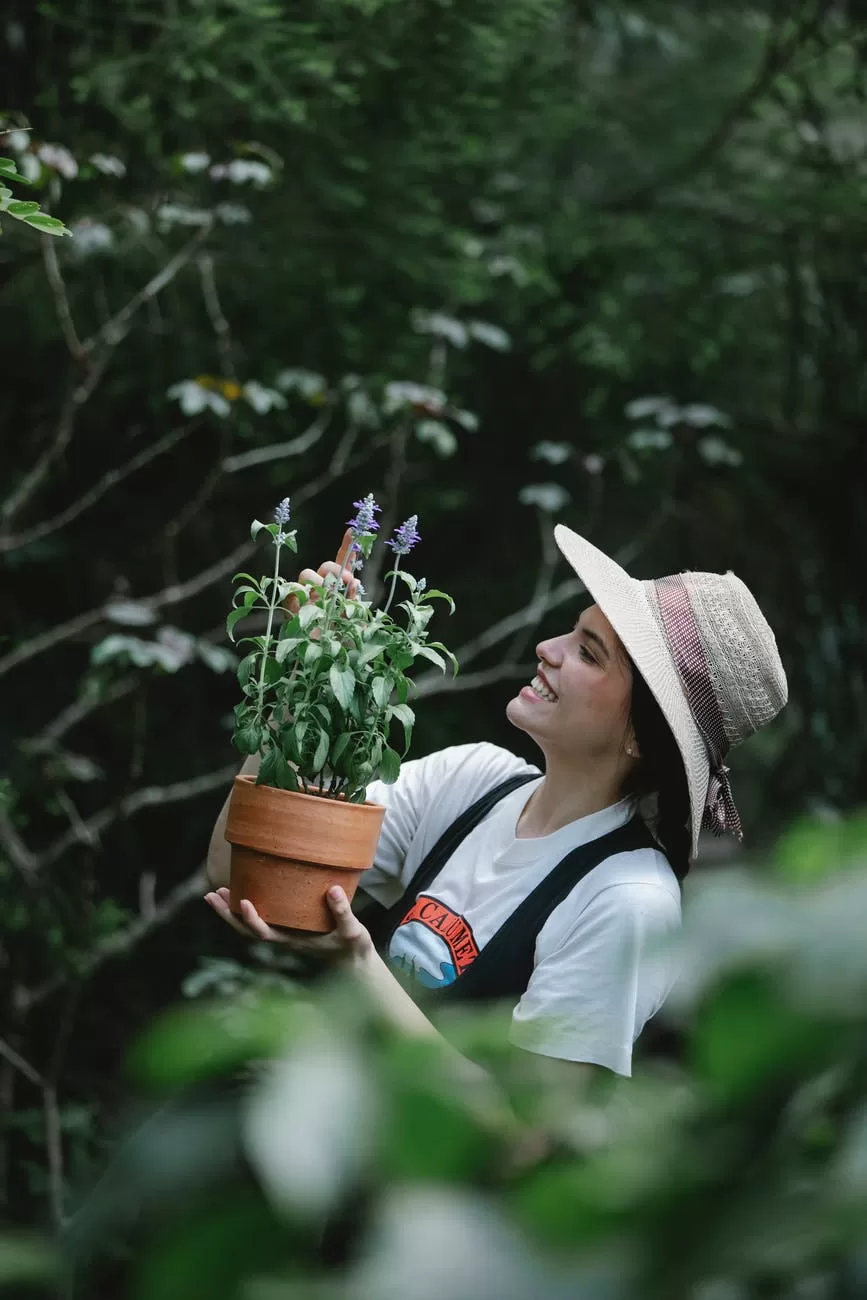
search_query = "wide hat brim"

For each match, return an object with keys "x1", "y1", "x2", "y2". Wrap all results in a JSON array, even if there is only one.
[{"x1": 554, "y1": 524, "x2": 709, "y2": 858}]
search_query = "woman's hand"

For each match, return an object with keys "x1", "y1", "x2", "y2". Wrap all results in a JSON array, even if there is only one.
[
  {"x1": 284, "y1": 528, "x2": 360, "y2": 616},
  {"x1": 204, "y1": 885, "x2": 375, "y2": 968}
]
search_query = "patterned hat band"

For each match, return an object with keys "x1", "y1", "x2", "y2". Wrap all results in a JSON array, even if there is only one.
[{"x1": 653, "y1": 575, "x2": 743, "y2": 841}]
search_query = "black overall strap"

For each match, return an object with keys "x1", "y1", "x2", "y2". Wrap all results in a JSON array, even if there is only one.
[
  {"x1": 436, "y1": 815, "x2": 657, "y2": 1004},
  {"x1": 363, "y1": 773, "x2": 538, "y2": 951}
]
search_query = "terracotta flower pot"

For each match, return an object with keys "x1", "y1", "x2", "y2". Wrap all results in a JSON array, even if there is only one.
[{"x1": 224, "y1": 774, "x2": 386, "y2": 932}]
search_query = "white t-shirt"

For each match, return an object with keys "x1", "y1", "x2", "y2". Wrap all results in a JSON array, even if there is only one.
[{"x1": 364, "y1": 742, "x2": 682, "y2": 1076}]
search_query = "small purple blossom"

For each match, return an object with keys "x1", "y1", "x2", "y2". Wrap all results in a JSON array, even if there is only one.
[
  {"x1": 385, "y1": 514, "x2": 421, "y2": 556},
  {"x1": 346, "y1": 493, "x2": 381, "y2": 537},
  {"x1": 275, "y1": 531, "x2": 288, "y2": 546},
  {"x1": 274, "y1": 497, "x2": 291, "y2": 526}
]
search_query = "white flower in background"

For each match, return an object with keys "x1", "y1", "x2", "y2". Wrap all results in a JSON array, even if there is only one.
[
  {"x1": 626, "y1": 428, "x2": 673, "y2": 451},
  {"x1": 179, "y1": 151, "x2": 211, "y2": 173},
  {"x1": 414, "y1": 420, "x2": 457, "y2": 457},
  {"x1": 487, "y1": 254, "x2": 529, "y2": 285},
  {"x1": 167, "y1": 380, "x2": 231, "y2": 417},
  {"x1": 215, "y1": 202, "x2": 252, "y2": 225},
  {"x1": 68, "y1": 218, "x2": 114, "y2": 255},
  {"x1": 89, "y1": 153, "x2": 126, "y2": 177},
  {"x1": 242, "y1": 381, "x2": 287, "y2": 415},
  {"x1": 532, "y1": 440, "x2": 571, "y2": 465},
  {"x1": 624, "y1": 395, "x2": 677, "y2": 422},
  {"x1": 468, "y1": 320, "x2": 511, "y2": 351},
  {"x1": 274, "y1": 368, "x2": 328, "y2": 401},
  {"x1": 451, "y1": 407, "x2": 479, "y2": 432},
  {"x1": 411, "y1": 310, "x2": 468, "y2": 349},
  {"x1": 3, "y1": 130, "x2": 31, "y2": 153},
  {"x1": 209, "y1": 159, "x2": 272, "y2": 187},
  {"x1": 698, "y1": 436, "x2": 743, "y2": 467},
  {"x1": 384, "y1": 381, "x2": 447, "y2": 416},
  {"x1": 19, "y1": 153, "x2": 41, "y2": 182},
  {"x1": 519, "y1": 482, "x2": 572, "y2": 512},
  {"x1": 680, "y1": 403, "x2": 730, "y2": 428},
  {"x1": 37, "y1": 142, "x2": 78, "y2": 179},
  {"x1": 156, "y1": 202, "x2": 212, "y2": 228},
  {"x1": 583, "y1": 453, "x2": 605, "y2": 474}
]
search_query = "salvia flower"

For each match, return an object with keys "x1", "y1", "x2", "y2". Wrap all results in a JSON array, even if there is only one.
[
  {"x1": 274, "y1": 497, "x2": 291, "y2": 526},
  {"x1": 385, "y1": 515, "x2": 421, "y2": 556},
  {"x1": 346, "y1": 493, "x2": 381, "y2": 537}
]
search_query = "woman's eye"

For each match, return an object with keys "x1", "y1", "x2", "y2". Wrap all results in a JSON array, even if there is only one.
[{"x1": 579, "y1": 644, "x2": 596, "y2": 664}]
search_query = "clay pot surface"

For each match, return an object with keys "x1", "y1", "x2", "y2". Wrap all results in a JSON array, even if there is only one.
[{"x1": 225, "y1": 774, "x2": 386, "y2": 932}]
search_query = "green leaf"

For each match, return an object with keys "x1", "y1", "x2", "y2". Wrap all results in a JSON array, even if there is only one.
[
  {"x1": 226, "y1": 607, "x2": 251, "y2": 641},
  {"x1": 378, "y1": 747, "x2": 401, "y2": 784},
  {"x1": 312, "y1": 728, "x2": 329, "y2": 773},
  {"x1": 298, "y1": 602, "x2": 324, "y2": 630},
  {"x1": 331, "y1": 732, "x2": 352, "y2": 767},
  {"x1": 274, "y1": 636, "x2": 303, "y2": 663},
  {"x1": 329, "y1": 663, "x2": 355, "y2": 709},
  {"x1": 21, "y1": 211, "x2": 70, "y2": 236},
  {"x1": 303, "y1": 641, "x2": 323, "y2": 666},
  {"x1": 6, "y1": 200, "x2": 39, "y2": 216},
  {"x1": 235, "y1": 723, "x2": 262, "y2": 756},
  {"x1": 250, "y1": 519, "x2": 267, "y2": 540},
  {"x1": 421, "y1": 589, "x2": 456, "y2": 612},
  {"x1": 415, "y1": 646, "x2": 446, "y2": 671},
  {"x1": 0, "y1": 157, "x2": 32, "y2": 185},
  {"x1": 257, "y1": 749, "x2": 279, "y2": 787},
  {"x1": 237, "y1": 652, "x2": 257, "y2": 688},
  {"x1": 371, "y1": 675, "x2": 392, "y2": 708}
]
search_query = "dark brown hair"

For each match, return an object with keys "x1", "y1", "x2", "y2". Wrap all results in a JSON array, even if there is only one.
[{"x1": 623, "y1": 666, "x2": 692, "y2": 881}]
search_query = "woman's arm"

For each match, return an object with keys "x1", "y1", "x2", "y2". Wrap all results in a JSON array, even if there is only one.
[{"x1": 206, "y1": 754, "x2": 259, "y2": 888}]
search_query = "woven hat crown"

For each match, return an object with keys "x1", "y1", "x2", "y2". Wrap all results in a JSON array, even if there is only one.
[{"x1": 643, "y1": 570, "x2": 788, "y2": 751}]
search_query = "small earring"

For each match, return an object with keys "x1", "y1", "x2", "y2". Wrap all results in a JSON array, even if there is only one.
[{"x1": 626, "y1": 745, "x2": 634, "y2": 757}]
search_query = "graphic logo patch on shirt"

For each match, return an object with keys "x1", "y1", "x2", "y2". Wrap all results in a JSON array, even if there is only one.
[{"x1": 399, "y1": 895, "x2": 479, "y2": 975}]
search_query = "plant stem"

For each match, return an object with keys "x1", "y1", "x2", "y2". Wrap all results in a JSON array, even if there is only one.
[
  {"x1": 256, "y1": 539, "x2": 283, "y2": 727},
  {"x1": 383, "y1": 554, "x2": 401, "y2": 615}
]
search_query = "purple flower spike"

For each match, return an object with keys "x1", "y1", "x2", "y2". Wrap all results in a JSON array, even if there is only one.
[
  {"x1": 274, "y1": 497, "x2": 291, "y2": 526},
  {"x1": 346, "y1": 493, "x2": 381, "y2": 537},
  {"x1": 385, "y1": 514, "x2": 421, "y2": 556}
]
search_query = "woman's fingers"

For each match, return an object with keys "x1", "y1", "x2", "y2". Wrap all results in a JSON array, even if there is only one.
[
  {"x1": 239, "y1": 898, "x2": 289, "y2": 943},
  {"x1": 205, "y1": 890, "x2": 256, "y2": 938},
  {"x1": 326, "y1": 886, "x2": 371, "y2": 951}
]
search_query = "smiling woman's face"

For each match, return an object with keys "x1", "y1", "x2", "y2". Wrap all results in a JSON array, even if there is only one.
[{"x1": 506, "y1": 603, "x2": 635, "y2": 768}]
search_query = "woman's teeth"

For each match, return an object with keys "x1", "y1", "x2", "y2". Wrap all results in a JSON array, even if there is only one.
[{"x1": 530, "y1": 675, "x2": 557, "y2": 702}]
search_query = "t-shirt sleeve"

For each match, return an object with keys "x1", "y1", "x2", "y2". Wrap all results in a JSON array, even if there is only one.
[
  {"x1": 509, "y1": 881, "x2": 681, "y2": 1076},
  {"x1": 360, "y1": 743, "x2": 539, "y2": 906}
]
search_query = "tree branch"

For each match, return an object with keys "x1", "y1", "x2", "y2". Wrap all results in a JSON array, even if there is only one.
[
  {"x1": 82, "y1": 221, "x2": 213, "y2": 353},
  {"x1": 16, "y1": 863, "x2": 210, "y2": 1013},
  {"x1": 0, "y1": 423, "x2": 196, "y2": 555},
  {"x1": 0, "y1": 1035, "x2": 43, "y2": 1087},
  {"x1": 42, "y1": 236, "x2": 84, "y2": 360},
  {"x1": 0, "y1": 347, "x2": 112, "y2": 530},
  {"x1": 36, "y1": 765, "x2": 238, "y2": 873},
  {"x1": 0, "y1": 806, "x2": 38, "y2": 884},
  {"x1": 222, "y1": 410, "x2": 332, "y2": 473}
]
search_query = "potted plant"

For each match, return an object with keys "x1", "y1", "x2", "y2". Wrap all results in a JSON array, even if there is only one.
[{"x1": 223, "y1": 493, "x2": 457, "y2": 931}]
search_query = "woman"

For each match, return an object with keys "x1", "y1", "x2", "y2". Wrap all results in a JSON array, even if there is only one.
[{"x1": 205, "y1": 524, "x2": 788, "y2": 1078}]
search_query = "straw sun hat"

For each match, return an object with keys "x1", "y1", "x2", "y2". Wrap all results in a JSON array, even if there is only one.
[{"x1": 554, "y1": 525, "x2": 788, "y2": 859}]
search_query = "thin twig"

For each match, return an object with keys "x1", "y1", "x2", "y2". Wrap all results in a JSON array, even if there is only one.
[
  {"x1": 42, "y1": 236, "x2": 84, "y2": 360},
  {"x1": 83, "y1": 221, "x2": 213, "y2": 352},
  {"x1": 222, "y1": 410, "x2": 332, "y2": 473},
  {"x1": 43, "y1": 1083, "x2": 66, "y2": 1230},
  {"x1": 23, "y1": 675, "x2": 139, "y2": 754},
  {"x1": 0, "y1": 423, "x2": 196, "y2": 554},
  {"x1": 16, "y1": 863, "x2": 210, "y2": 1013},
  {"x1": 0, "y1": 348, "x2": 112, "y2": 529},
  {"x1": 0, "y1": 807, "x2": 38, "y2": 883},
  {"x1": 197, "y1": 251, "x2": 235, "y2": 379},
  {"x1": 36, "y1": 764, "x2": 238, "y2": 872},
  {"x1": 0, "y1": 1035, "x2": 43, "y2": 1087}
]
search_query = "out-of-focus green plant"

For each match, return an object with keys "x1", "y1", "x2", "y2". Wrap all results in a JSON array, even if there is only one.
[{"x1": 62, "y1": 812, "x2": 867, "y2": 1300}]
